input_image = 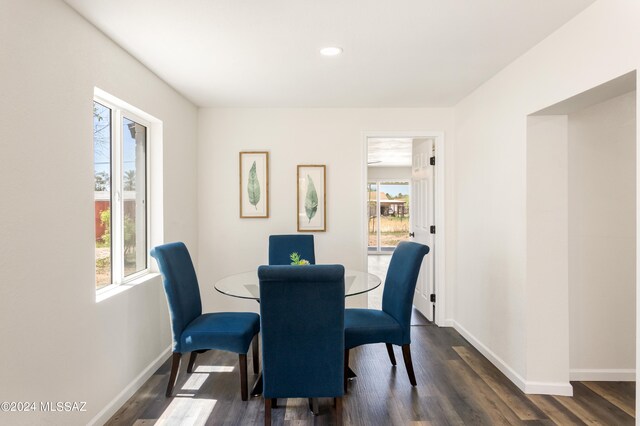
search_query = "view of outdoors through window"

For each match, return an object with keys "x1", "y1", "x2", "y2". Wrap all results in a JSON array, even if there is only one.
[
  {"x1": 122, "y1": 117, "x2": 147, "y2": 277},
  {"x1": 94, "y1": 100, "x2": 148, "y2": 289},
  {"x1": 94, "y1": 102, "x2": 112, "y2": 288},
  {"x1": 368, "y1": 181, "x2": 410, "y2": 252}
]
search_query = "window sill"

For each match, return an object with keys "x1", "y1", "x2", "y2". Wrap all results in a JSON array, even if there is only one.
[{"x1": 96, "y1": 272, "x2": 161, "y2": 303}]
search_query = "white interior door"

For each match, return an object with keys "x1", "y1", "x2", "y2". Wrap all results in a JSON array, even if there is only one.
[{"x1": 411, "y1": 139, "x2": 435, "y2": 321}]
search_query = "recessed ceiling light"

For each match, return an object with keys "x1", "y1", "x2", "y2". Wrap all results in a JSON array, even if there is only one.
[{"x1": 320, "y1": 46, "x2": 343, "y2": 57}]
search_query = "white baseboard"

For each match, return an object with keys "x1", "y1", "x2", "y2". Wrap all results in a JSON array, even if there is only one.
[
  {"x1": 452, "y1": 321, "x2": 573, "y2": 396},
  {"x1": 438, "y1": 318, "x2": 454, "y2": 327},
  {"x1": 524, "y1": 381, "x2": 574, "y2": 396},
  {"x1": 570, "y1": 369, "x2": 636, "y2": 381},
  {"x1": 88, "y1": 346, "x2": 172, "y2": 426},
  {"x1": 452, "y1": 321, "x2": 528, "y2": 392}
]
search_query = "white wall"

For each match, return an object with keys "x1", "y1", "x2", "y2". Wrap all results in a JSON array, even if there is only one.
[
  {"x1": 368, "y1": 166, "x2": 412, "y2": 181},
  {"x1": 197, "y1": 108, "x2": 454, "y2": 315},
  {"x1": 568, "y1": 91, "x2": 636, "y2": 379},
  {"x1": 0, "y1": 1, "x2": 198, "y2": 424},
  {"x1": 453, "y1": 0, "x2": 640, "y2": 395},
  {"x1": 526, "y1": 114, "x2": 570, "y2": 388}
]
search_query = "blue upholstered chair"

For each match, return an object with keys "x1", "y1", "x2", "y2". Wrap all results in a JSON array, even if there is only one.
[
  {"x1": 344, "y1": 241, "x2": 430, "y2": 390},
  {"x1": 268, "y1": 234, "x2": 315, "y2": 265},
  {"x1": 258, "y1": 264, "x2": 345, "y2": 426},
  {"x1": 151, "y1": 242, "x2": 260, "y2": 400}
]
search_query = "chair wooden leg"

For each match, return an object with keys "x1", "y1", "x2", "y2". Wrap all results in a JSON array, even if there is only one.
[
  {"x1": 252, "y1": 334, "x2": 260, "y2": 374},
  {"x1": 385, "y1": 343, "x2": 397, "y2": 366},
  {"x1": 239, "y1": 354, "x2": 248, "y2": 401},
  {"x1": 187, "y1": 350, "x2": 208, "y2": 374},
  {"x1": 344, "y1": 349, "x2": 350, "y2": 393},
  {"x1": 166, "y1": 352, "x2": 181, "y2": 397},
  {"x1": 402, "y1": 344, "x2": 417, "y2": 386},
  {"x1": 187, "y1": 352, "x2": 198, "y2": 374},
  {"x1": 335, "y1": 396, "x2": 343, "y2": 426},
  {"x1": 264, "y1": 398, "x2": 272, "y2": 426}
]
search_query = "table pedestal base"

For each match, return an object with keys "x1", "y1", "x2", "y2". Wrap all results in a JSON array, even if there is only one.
[
  {"x1": 346, "y1": 366, "x2": 357, "y2": 380},
  {"x1": 251, "y1": 374, "x2": 263, "y2": 396}
]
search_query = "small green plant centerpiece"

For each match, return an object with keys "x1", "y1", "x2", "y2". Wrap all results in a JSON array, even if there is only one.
[{"x1": 290, "y1": 252, "x2": 310, "y2": 265}]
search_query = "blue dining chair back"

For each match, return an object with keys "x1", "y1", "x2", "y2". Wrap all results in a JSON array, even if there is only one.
[
  {"x1": 382, "y1": 241, "x2": 431, "y2": 343},
  {"x1": 258, "y1": 264, "x2": 344, "y2": 425},
  {"x1": 344, "y1": 241, "x2": 429, "y2": 390},
  {"x1": 268, "y1": 234, "x2": 316, "y2": 265},
  {"x1": 151, "y1": 242, "x2": 202, "y2": 348},
  {"x1": 151, "y1": 242, "x2": 260, "y2": 400}
]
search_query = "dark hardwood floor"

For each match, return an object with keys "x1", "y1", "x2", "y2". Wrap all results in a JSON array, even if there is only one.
[{"x1": 107, "y1": 311, "x2": 635, "y2": 425}]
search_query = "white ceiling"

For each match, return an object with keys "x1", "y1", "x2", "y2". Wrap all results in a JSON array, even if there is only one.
[
  {"x1": 64, "y1": 0, "x2": 594, "y2": 108},
  {"x1": 368, "y1": 138, "x2": 413, "y2": 167}
]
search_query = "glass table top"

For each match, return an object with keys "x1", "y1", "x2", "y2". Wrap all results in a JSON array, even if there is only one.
[{"x1": 214, "y1": 269, "x2": 382, "y2": 300}]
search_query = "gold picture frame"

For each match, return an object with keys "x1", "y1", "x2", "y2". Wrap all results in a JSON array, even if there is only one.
[
  {"x1": 239, "y1": 152, "x2": 269, "y2": 218},
  {"x1": 297, "y1": 165, "x2": 326, "y2": 232}
]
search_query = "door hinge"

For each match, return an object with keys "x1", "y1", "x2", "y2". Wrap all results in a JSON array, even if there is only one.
[
  {"x1": 430, "y1": 225, "x2": 436, "y2": 234},
  {"x1": 430, "y1": 294, "x2": 436, "y2": 303},
  {"x1": 430, "y1": 156, "x2": 436, "y2": 166}
]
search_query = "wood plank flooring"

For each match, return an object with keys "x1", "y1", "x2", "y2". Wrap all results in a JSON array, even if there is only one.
[{"x1": 107, "y1": 316, "x2": 634, "y2": 425}]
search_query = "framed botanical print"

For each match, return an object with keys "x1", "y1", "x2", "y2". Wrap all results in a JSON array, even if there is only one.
[
  {"x1": 297, "y1": 165, "x2": 326, "y2": 232},
  {"x1": 239, "y1": 152, "x2": 269, "y2": 218}
]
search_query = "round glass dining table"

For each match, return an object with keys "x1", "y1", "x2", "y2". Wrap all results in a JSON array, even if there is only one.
[
  {"x1": 214, "y1": 268, "x2": 381, "y2": 397},
  {"x1": 214, "y1": 269, "x2": 382, "y2": 300}
]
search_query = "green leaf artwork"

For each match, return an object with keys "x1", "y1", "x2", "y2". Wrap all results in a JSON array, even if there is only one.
[
  {"x1": 247, "y1": 161, "x2": 260, "y2": 209},
  {"x1": 304, "y1": 174, "x2": 318, "y2": 223}
]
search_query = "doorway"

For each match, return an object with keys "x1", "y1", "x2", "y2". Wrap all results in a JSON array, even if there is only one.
[
  {"x1": 366, "y1": 138, "x2": 413, "y2": 310},
  {"x1": 364, "y1": 134, "x2": 444, "y2": 324},
  {"x1": 566, "y1": 87, "x2": 636, "y2": 383},
  {"x1": 527, "y1": 71, "x2": 636, "y2": 398}
]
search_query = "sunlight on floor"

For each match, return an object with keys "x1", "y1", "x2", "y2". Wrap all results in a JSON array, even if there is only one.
[
  {"x1": 155, "y1": 397, "x2": 217, "y2": 426},
  {"x1": 179, "y1": 365, "x2": 235, "y2": 391},
  {"x1": 181, "y1": 373, "x2": 209, "y2": 391},
  {"x1": 194, "y1": 365, "x2": 235, "y2": 373}
]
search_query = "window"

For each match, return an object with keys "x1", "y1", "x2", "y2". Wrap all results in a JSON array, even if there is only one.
[{"x1": 94, "y1": 97, "x2": 148, "y2": 291}]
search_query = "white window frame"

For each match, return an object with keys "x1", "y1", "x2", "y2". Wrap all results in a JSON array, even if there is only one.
[{"x1": 94, "y1": 93, "x2": 152, "y2": 295}]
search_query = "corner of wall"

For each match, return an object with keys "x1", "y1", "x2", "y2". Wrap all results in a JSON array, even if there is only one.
[{"x1": 453, "y1": 321, "x2": 573, "y2": 396}]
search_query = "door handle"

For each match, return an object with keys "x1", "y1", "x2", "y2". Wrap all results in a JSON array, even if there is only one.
[{"x1": 409, "y1": 232, "x2": 415, "y2": 237}]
